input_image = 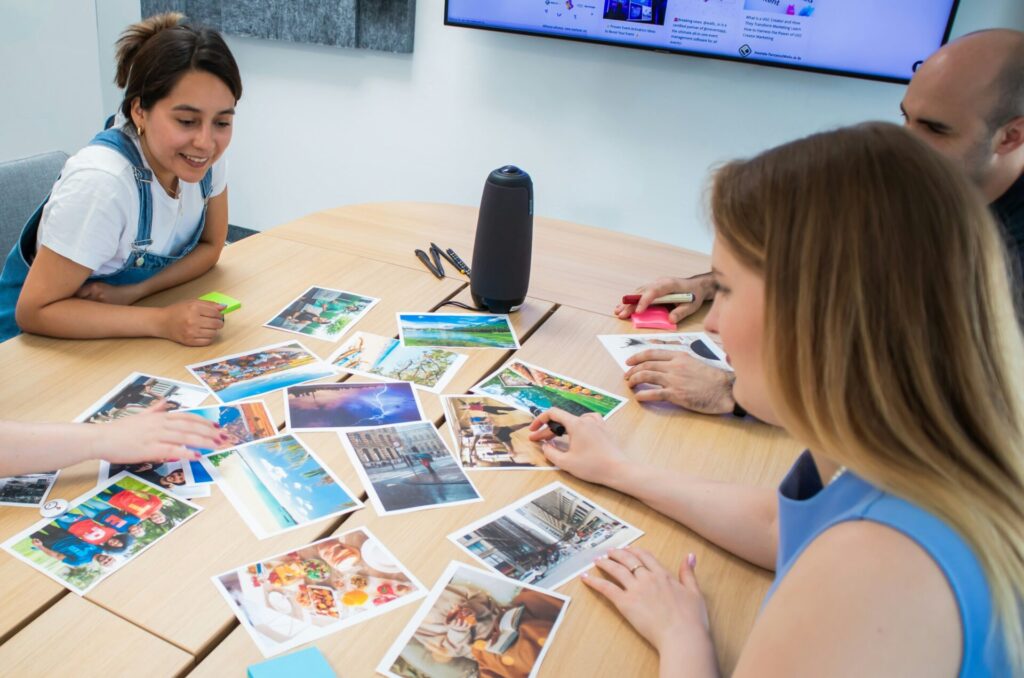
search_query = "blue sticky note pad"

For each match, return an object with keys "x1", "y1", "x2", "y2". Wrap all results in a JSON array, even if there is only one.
[{"x1": 248, "y1": 647, "x2": 336, "y2": 678}]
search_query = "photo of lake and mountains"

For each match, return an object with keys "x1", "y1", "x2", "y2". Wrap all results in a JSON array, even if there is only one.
[{"x1": 397, "y1": 313, "x2": 520, "y2": 350}]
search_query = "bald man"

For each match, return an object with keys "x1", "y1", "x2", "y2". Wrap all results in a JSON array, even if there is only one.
[{"x1": 614, "y1": 29, "x2": 1024, "y2": 416}]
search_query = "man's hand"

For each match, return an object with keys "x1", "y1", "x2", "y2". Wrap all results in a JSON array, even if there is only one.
[
  {"x1": 614, "y1": 273, "x2": 715, "y2": 324},
  {"x1": 625, "y1": 350, "x2": 735, "y2": 414}
]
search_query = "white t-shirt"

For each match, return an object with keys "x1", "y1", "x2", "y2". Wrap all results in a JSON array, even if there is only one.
[{"x1": 37, "y1": 126, "x2": 227, "y2": 276}]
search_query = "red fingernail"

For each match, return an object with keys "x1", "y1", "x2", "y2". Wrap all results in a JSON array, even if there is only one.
[
  {"x1": 688, "y1": 553, "x2": 697, "y2": 568},
  {"x1": 214, "y1": 423, "x2": 221, "y2": 428},
  {"x1": 168, "y1": 457, "x2": 180, "y2": 462}
]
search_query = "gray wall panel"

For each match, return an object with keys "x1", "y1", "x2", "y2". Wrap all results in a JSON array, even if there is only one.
[{"x1": 140, "y1": 0, "x2": 413, "y2": 52}]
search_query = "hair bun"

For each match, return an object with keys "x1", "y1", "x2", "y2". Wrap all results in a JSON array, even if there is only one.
[{"x1": 114, "y1": 12, "x2": 185, "y2": 89}]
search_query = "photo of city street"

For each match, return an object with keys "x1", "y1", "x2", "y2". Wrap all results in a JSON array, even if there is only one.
[
  {"x1": 341, "y1": 422, "x2": 482, "y2": 515},
  {"x1": 450, "y1": 482, "x2": 643, "y2": 589}
]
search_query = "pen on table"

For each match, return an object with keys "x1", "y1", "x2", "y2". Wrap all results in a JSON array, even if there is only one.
[
  {"x1": 414, "y1": 249, "x2": 444, "y2": 279},
  {"x1": 428, "y1": 244, "x2": 445, "y2": 276},
  {"x1": 432, "y1": 242, "x2": 471, "y2": 277},
  {"x1": 621, "y1": 292, "x2": 695, "y2": 305}
]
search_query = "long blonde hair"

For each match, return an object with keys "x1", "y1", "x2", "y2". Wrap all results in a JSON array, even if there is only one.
[{"x1": 711, "y1": 122, "x2": 1024, "y2": 670}]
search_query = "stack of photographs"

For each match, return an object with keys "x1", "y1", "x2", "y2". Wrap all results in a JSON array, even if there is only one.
[
  {"x1": 200, "y1": 434, "x2": 362, "y2": 539},
  {"x1": 329, "y1": 331, "x2": 468, "y2": 393},
  {"x1": 178, "y1": 400, "x2": 279, "y2": 487},
  {"x1": 338, "y1": 421, "x2": 482, "y2": 516},
  {"x1": 449, "y1": 482, "x2": 643, "y2": 590},
  {"x1": 378, "y1": 561, "x2": 570, "y2": 678},
  {"x1": 213, "y1": 527, "x2": 424, "y2": 657},
  {"x1": 264, "y1": 286, "x2": 379, "y2": 343},
  {"x1": 2, "y1": 473, "x2": 201, "y2": 594},
  {"x1": 77, "y1": 372, "x2": 211, "y2": 499}
]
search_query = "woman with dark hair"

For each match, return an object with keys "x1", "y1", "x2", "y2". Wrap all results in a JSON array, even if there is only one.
[{"x1": 0, "y1": 12, "x2": 243, "y2": 346}]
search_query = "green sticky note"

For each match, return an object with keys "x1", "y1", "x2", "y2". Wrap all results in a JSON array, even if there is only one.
[{"x1": 199, "y1": 291, "x2": 241, "y2": 314}]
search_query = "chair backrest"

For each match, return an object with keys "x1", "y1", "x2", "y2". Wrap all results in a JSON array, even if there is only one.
[{"x1": 0, "y1": 151, "x2": 69, "y2": 257}]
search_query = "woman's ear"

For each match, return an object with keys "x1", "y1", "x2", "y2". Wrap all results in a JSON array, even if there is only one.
[{"x1": 130, "y1": 97, "x2": 145, "y2": 130}]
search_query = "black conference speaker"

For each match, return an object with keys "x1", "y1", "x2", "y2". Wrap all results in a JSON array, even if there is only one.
[{"x1": 470, "y1": 165, "x2": 533, "y2": 313}]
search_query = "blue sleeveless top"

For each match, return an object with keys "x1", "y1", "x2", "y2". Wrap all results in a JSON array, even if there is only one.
[{"x1": 765, "y1": 451, "x2": 1011, "y2": 676}]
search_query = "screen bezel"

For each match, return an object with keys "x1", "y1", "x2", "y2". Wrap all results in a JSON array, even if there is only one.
[{"x1": 443, "y1": 0, "x2": 962, "y2": 85}]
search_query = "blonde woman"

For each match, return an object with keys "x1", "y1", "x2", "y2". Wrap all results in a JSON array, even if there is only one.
[{"x1": 531, "y1": 123, "x2": 1022, "y2": 676}]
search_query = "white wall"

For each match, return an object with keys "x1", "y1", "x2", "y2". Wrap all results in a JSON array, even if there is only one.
[
  {"x1": 3, "y1": 0, "x2": 1023, "y2": 252},
  {"x1": 0, "y1": 1, "x2": 105, "y2": 161}
]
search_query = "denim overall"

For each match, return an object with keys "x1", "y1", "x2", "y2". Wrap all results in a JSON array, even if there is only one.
[{"x1": 0, "y1": 128, "x2": 212, "y2": 342}]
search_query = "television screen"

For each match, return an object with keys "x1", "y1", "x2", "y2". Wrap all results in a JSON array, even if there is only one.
[{"x1": 445, "y1": 0, "x2": 960, "y2": 83}]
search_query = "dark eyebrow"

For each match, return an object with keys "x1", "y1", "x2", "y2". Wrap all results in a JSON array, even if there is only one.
[
  {"x1": 898, "y1": 103, "x2": 951, "y2": 133},
  {"x1": 171, "y1": 104, "x2": 236, "y2": 115}
]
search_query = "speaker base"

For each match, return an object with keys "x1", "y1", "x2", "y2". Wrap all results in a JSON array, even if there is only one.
[{"x1": 470, "y1": 293, "x2": 526, "y2": 314}]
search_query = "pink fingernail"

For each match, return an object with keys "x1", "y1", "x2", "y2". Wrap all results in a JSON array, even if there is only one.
[
  {"x1": 168, "y1": 457, "x2": 180, "y2": 463},
  {"x1": 688, "y1": 553, "x2": 697, "y2": 568}
]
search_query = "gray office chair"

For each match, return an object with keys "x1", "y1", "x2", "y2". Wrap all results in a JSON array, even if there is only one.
[{"x1": 0, "y1": 151, "x2": 68, "y2": 257}]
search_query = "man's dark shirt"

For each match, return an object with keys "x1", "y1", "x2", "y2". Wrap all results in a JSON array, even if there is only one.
[{"x1": 993, "y1": 171, "x2": 1024, "y2": 285}]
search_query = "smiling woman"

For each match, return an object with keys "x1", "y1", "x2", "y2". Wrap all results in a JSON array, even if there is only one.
[{"x1": 0, "y1": 12, "x2": 243, "y2": 346}]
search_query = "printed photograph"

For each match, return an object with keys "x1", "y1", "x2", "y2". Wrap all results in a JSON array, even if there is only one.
[
  {"x1": 398, "y1": 313, "x2": 520, "y2": 350},
  {"x1": 597, "y1": 332, "x2": 731, "y2": 372},
  {"x1": 286, "y1": 382, "x2": 424, "y2": 431},
  {"x1": 329, "y1": 331, "x2": 468, "y2": 393},
  {"x1": 2, "y1": 473, "x2": 201, "y2": 595},
  {"x1": 75, "y1": 372, "x2": 209, "y2": 423},
  {"x1": 202, "y1": 434, "x2": 362, "y2": 539},
  {"x1": 339, "y1": 421, "x2": 483, "y2": 515},
  {"x1": 179, "y1": 401, "x2": 278, "y2": 486},
  {"x1": 97, "y1": 461, "x2": 206, "y2": 500},
  {"x1": 471, "y1": 359, "x2": 626, "y2": 419},
  {"x1": 187, "y1": 341, "x2": 335, "y2": 403},
  {"x1": 449, "y1": 482, "x2": 643, "y2": 589},
  {"x1": 213, "y1": 527, "x2": 426, "y2": 657},
  {"x1": 379, "y1": 561, "x2": 570, "y2": 678},
  {"x1": 0, "y1": 471, "x2": 59, "y2": 507},
  {"x1": 442, "y1": 396, "x2": 554, "y2": 470},
  {"x1": 265, "y1": 286, "x2": 379, "y2": 342}
]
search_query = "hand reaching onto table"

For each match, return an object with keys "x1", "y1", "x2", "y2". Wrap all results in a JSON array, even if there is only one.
[{"x1": 614, "y1": 273, "x2": 715, "y2": 324}]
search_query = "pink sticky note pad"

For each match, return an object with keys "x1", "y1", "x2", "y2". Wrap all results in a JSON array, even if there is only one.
[{"x1": 631, "y1": 306, "x2": 677, "y2": 330}]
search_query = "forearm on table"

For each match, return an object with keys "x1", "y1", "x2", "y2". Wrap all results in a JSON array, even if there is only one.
[
  {"x1": 0, "y1": 421, "x2": 98, "y2": 476},
  {"x1": 132, "y1": 241, "x2": 223, "y2": 298},
  {"x1": 610, "y1": 463, "x2": 778, "y2": 570},
  {"x1": 17, "y1": 296, "x2": 165, "y2": 340}
]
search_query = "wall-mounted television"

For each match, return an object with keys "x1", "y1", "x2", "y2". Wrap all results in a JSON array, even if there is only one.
[{"x1": 445, "y1": 0, "x2": 961, "y2": 84}]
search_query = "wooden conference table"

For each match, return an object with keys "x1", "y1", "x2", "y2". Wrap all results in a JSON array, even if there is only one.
[{"x1": 0, "y1": 203, "x2": 800, "y2": 676}]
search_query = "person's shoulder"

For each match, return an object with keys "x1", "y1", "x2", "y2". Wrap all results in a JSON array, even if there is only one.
[{"x1": 734, "y1": 520, "x2": 961, "y2": 677}]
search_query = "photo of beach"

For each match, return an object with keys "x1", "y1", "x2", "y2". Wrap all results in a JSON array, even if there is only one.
[
  {"x1": 398, "y1": 313, "x2": 520, "y2": 350},
  {"x1": 187, "y1": 341, "x2": 335, "y2": 403},
  {"x1": 202, "y1": 434, "x2": 362, "y2": 539}
]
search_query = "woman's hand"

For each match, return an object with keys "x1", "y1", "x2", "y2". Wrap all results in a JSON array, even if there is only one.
[
  {"x1": 527, "y1": 408, "x2": 629, "y2": 486},
  {"x1": 160, "y1": 299, "x2": 225, "y2": 346},
  {"x1": 74, "y1": 281, "x2": 146, "y2": 306},
  {"x1": 583, "y1": 547, "x2": 717, "y2": 671},
  {"x1": 89, "y1": 400, "x2": 225, "y2": 464}
]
